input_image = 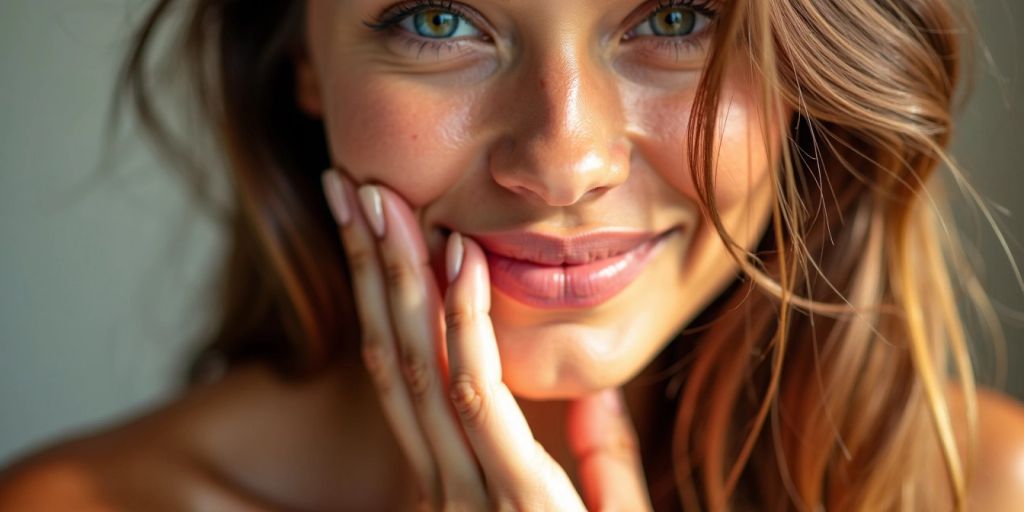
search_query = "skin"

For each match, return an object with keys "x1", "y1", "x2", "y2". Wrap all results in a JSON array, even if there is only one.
[
  {"x1": 1, "y1": 0, "x2": 1023, "y2": 510},
  {"x1": 299, "y1": 0, "x2": 777, "y2": 399},
  {"x1": 302, "y1": 0, "x2": 777, "y2": 506}
]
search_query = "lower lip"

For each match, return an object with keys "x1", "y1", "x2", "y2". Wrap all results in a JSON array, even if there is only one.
[{"x1": 482, "y1": 232, "x2": 672, "y2": 309}]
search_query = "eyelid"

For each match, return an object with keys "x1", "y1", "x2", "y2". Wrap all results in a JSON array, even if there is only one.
[
  {"x1": 631, "y1": 9, "x2": 713, "y2": 38},
  {"x1": 397, "y1": 11, "x2": 482, "y2": 39},
  {"x1": 365, "y1": 0, "x2": 494, "y2": 40},
  {"x1": 621, "y1": 0, "x2": 720, "y2": 40}
]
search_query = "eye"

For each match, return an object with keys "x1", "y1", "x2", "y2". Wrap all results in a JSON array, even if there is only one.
[
  {"x1": 631, "y1": 4, "x2": 713, "y2": 38},
  {"x1": 398, "y1": 8, "x2": 481, "y2": 39}
]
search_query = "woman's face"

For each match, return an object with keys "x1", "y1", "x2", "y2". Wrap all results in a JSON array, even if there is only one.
[{"x1": 302, "y1": 0, "x2": 780, "y2": 398}]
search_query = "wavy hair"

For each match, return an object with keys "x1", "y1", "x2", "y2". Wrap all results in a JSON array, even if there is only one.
[{"x1": 116, "y1": 0, "x2": 994, "y2": 509}]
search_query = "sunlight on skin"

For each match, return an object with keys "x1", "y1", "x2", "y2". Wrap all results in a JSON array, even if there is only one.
[{"x1": 301, "y1": 0, "x2": 781, "y2": 398}]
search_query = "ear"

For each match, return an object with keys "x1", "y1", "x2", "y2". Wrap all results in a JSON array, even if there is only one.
[{"x1": 294, "y1": 50, "x2": 323, "y2": 117}]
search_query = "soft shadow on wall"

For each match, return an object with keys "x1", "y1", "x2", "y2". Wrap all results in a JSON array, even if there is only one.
[{"x1": 948, "y1": 1, "x2": 1024, "y2": 398}]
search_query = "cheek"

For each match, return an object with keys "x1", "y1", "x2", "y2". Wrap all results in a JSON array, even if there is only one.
[
  {"x1": 711, "y1": 92, "x2": 774, "y2": 208},
  {"x1": 631, "y1": 79, "x2": 774, "y2": 211},
  {"x1": 323, "y1": 76, "x2": 477, "y2": 206}
]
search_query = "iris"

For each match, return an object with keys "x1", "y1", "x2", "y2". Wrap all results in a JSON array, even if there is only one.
[
  {"x1": 648, "y1": 8, "x2": 696, "y2": 36},
  {"x1": 413, "y1": 9, "x2": 460, "y2": 38}
]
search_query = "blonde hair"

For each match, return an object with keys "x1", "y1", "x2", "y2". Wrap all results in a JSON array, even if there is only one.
[
  {"x1": 670, "y1": 0, "x2": 998, "y2": 509},
  {"x1": 117, "y1": 0, "x2": 1001, "y2": 509}
]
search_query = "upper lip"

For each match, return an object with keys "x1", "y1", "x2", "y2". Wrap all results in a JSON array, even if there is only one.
[{"x1": 470, "y1": 229, "x2": 669, "y2": 266}]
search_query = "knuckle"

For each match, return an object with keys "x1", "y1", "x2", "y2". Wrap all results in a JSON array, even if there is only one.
[
  {"x1": 359, "y1": 323, "x2": 389, "y2": 348},
  {"x1": 402, "y1": 351, "x2": 434, "y2": 401},
  {"x1": 444, "y1": 307, "x2": 484, "y2": 334},
  {"x1": 614, "y1": 431, "x2": 641, "y2": 456},
  {"x1": 603, "y1": 429, "x2": 642, "y2": 463},
  {"x1": 344, "y1": 244, "x2": 378, "y2": 274},
  {"x1": 579, "y1": 431, "x2": 641, "y2": 467},
  {"x1": 448, "y1": 375, "x2": 487, "y2": 429},
  {"x1": 361, "y1": 342, "x2": 396, "y2": 392},
  {"x1": 383, "y1": 257, "x2": 420, "y2": 291}
]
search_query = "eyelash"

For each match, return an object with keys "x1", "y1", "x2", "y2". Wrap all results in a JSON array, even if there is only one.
[
  {"x1": 627, "y1": 0, "x2": 720, "y2": 56},
  {"x1": 364, "y1": 0, "x2": 721, "y2": 59},
  {"x1": 363, "y1": 0, "x2": 486, "y2": 58},
  {"x1": 364, "y1": 0, "x2": 478, "y2": 33}
]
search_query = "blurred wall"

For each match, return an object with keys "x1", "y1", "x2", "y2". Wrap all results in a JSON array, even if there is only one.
[
  {"x1": 0, "y1": 1, "x2": 222, "y2": 464},
  {"x1": 1, "y1": 1, "x2": 1021, "y2": 465},
  {"x1": 949, "y1": 1, "x2": 1024, "y2": 396}
]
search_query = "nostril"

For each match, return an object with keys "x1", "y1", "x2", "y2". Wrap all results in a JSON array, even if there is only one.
[
  {"x1": 503, "y1": 181, "x2": 611, "y2": 206},
  {"x1": 507, "y1": 185, "x2": 536, "y2": 199},
  {"x1": 489, "y1": 135, "x2": 630, "y2": 206}
]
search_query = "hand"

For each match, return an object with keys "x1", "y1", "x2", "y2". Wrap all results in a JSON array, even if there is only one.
[{"x1": 322, "y1": 169, "x2": 653, "y2": 511}]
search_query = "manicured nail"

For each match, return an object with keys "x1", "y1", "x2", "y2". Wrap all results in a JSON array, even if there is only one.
[
  {"x1": 358, "y1": 185, "x2": 385, "y2": 238},
  {"x1": 446, "y1": 232, "x2": 465, "y2": 283},
  {"x1": 321, "y1": 169, "x2": 351, "y2": 226}
]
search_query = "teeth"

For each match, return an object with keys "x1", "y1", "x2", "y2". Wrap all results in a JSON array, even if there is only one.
[{"x1": 490, "y1": 239, "x2": 649, "y2": 265}]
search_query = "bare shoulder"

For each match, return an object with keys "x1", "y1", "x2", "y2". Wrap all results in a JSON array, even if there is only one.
[
  {"x1": 0, "y1": 439, "x2": 116, "y2": 511},
  {"x1": 962, "y1": 387, "x2": 1024, "y2": 509},
  {"x1": 0, "y1": 362, "x2": 411, "y2": 511},
  {"x1": 0, "y1": 367, "x2": 295, "y2": 511},
  {"x1": 0, "y1": 426, "x2": 248, "y2": 512},
  {"x1": 0, "y1": 416, "x2": 275, "y2": 512}
]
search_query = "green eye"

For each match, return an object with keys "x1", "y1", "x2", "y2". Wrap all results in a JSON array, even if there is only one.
[
  {"x1": 632, "y1": 6, "x2": 711, "y2": 38},
  {"x1": 414, "y1": 10, "x2": 457, "y2": 38},
  {"x1": 649, "y1": 8, "x2": 695, "y2": 36},
  {"x1": 400, "y1": 8, "x2": 481, "y2": 39}
]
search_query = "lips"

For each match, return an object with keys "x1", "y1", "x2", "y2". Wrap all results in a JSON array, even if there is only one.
[{"x1": 470, "y1": 229, "x2": 674, "y2": 309}]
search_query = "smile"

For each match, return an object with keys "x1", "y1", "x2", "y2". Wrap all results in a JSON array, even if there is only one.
[{"x1": 470, "y1": 228, "x2": 678, "y2": 309}]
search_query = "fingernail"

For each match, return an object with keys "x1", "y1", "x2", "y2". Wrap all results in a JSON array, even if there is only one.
[
  {"x1": 358, "y1": 185, "x2": 385, "y2": 238},
  {"x1": 446, "y1": 232, "x2": 464, "y2": 283},
  {"x1": 321, "y1": 169, "x2": 351, "y2": 226}
]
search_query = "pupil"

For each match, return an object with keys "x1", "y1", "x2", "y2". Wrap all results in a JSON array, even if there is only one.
[
  {"x1": 653, "y1": 8, "x2": 695, "y2": 36},
  {"x1": 431, "y1": 13, "x2": 451, "y2": 29},
  {"x1": 416, "y1": 10, "x2": 457, "y2": 37}
]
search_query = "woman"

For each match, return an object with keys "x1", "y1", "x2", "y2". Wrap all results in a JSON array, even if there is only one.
[{"x1": 1, "y1": 0, "x2": 1022, "y2": 510}]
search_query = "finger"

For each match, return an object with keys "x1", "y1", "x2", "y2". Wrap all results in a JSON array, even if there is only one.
[
  {"x1": 567, "y1": 389, "x2": 652, "y2": 511},
  {"x1": 444, "y1": 234, "x2": 584, "y2": 510},
  {"x1": 365, "y1": 184, "x2": 487, "y2": 507},
  {"x1": 322, "y1": 170, "x2": 438, "y2": 505}
]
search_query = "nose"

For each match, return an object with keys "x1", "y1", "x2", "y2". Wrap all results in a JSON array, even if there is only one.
[{"x1": 489, "y1": 43, "x2": 629, "y2": 207}]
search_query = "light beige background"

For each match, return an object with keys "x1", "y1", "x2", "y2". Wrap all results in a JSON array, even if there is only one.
[{"x1": 1, "y1": 1, "x2": 1021, "y2": 465}]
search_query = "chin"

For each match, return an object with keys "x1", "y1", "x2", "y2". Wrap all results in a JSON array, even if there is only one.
[
  {"x1": 498, "y1": 347, "x2": 643, "y2": 400},
  {"x1": 489, "y1": 296, "x2": 668, "y2": 400}
]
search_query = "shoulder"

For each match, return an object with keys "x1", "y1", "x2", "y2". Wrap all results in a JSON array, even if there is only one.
[
  {"x1": 0, "y1": 426, "x2": 274, "y2": 512},
  {"x1": 963, "y1": 387, "x2": 1024, "y2": 509},
  {"x1": 0, "y1": 362, "x2": 409, "y2": 511},
  {"x1": 0, "y1": 440, "x2": 114, "y2": 511},
  {"x1": 0, "y1": 429, "x2": 206, "y2": 511},
  {"x1": 0, "y1": 368, "x2": 292, "y2": 511}
]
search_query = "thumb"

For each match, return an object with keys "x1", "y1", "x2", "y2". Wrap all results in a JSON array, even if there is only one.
[{"x1": 566, "y1": 388, "x2": 652, "y2": 512}]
